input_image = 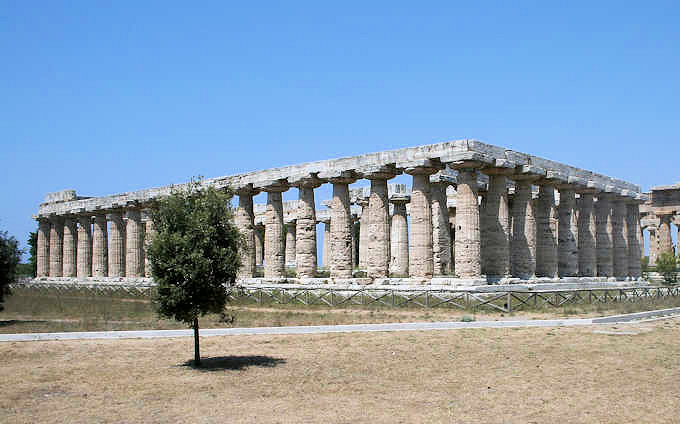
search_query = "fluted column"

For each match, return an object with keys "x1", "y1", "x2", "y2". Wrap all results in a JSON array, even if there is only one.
[
  {"x1": 62, "y1": 217, "x2": 77, "y2": 277},
  {"x1": 454, "y1": 169, "x2": 481, "y2": 278},
  {"x1": 648, "y1": 227, "x2": 658, "y2": 266},
  {"x1": 37, "y1": 219, "x2": 50, "y2": 277},
  {"x1": 578, "y1": 192, "x2": 597, "y2": 277},
  {"x1": 431, "y1": 177, "x2": 452, "y2": 275},
  {"x1": 390, "y1": 198, "x2": 409, "y2": 276},
  {"x1": 357, "y1": 198, "x2": 369, "y2": 270},
  {"x1": 77, "y1": 216, "x2": 92, "y2": 278},
  {"x1": 611, "y1": 197, "x2": 629, "y2": 279},
  {"x1": 92, "y1": 215, "x2": 108, "y2": 277},
  {"x1": 449, "y1": 209, "x2": 456, "y2": 274},
  {"x1": 558, "y1": 187, "x2": 579, "y2": 277},
  {"x1": 321, "y1": 218, "x2": 331, "y2": 268},
  {"x1": 125, "y1": 209, "x2": 143, "y2": 277},
  {"x1": 407, "y1": 167, "x2": 437, "y2": 278},
  {"x1": 627, "y1": 202, "x2": 642, "y2": 279},
  {"x1": 144, "y1": 218, "x2": 154, "y2": 277},
  {"x1": 235, "y1": 188, "x2": 257, "y2": 278},
  {"x1": 108, "y1": 211, "x2": 126, "y2": 277},
  {"x1": 264, "y1": 190, "x2": 286, "y2": 278},
  {"x1": 48, "y1": 217, "x2": 63, "y2": 277},
  {"x1": 480, "y1": 174, "x2": 510, "y2": 278},
  {"x1": 292, "y1": 177, "x2": 321, "y2": 278},
  {"x1": 596, "y1": 194, "x2": 613, "y2": 277},
  {"x1": 658, "y1": 214, "x2": 673, "y2": 255},
  {"x1": 511, "y1": 180, "x2": 538, "y2": 279},
  {"x1": 326, "y1": 174, "x2": 357, "y2": 278},
  {"x1": 366, "y1": 174, "x2": 393, "y2": 279},
  {"x1": 285, "y1": 220, "x2": 296, "y2": 268},
  {"x1": 535, "y1": 185, "x2": 558, "y2": 277},
  {"x1": 255, "y1": 224, "x2": 264, "y2": 266}
]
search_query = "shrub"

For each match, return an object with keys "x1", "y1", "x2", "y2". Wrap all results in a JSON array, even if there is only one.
[{"x1": 656, "y1": 252, "x2": 679, "y2": 285}]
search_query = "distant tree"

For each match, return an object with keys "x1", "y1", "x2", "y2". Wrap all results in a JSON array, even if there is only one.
[
  {"x1": 641, "y1": 256, "x2": 649, "y2": 280},
  {"x1": 146, "y1": 179, "x2": 241, "y2": 366},
  {"x1": 656, "y1": 252, "x2": 678, "y2": 285},
  {"x1": 27, "y1": 230, "x2": 37, "y2": 277},
  {"x1": 0, "y1": 230, "x2": 23, "y2": 311}
]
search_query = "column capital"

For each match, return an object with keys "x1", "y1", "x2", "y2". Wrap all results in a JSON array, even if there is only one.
[
  {"x1": 318, "y1": 169, "x2": 359, "y2": 185},
  {"x1": 440, "y1": 151, "x2": 495, "y2": 169},
  {"x1": 511, "y1": 165, "x2": 546, "y2": 182},
  {"x1": 389, "y1": 194, "x2": 410, "y2": 204},
  {"x1": 287, "y1": 173, "x2": 324, "y2": 189},
  {"x1": 235, "y1": 183, "x2": 261, "y2": 197},
  {"x1": 429, "y1": 172, "x2": 457, "y2": 186},
  {"x1": 399, "y1": 158, "x2": 442, "y2": 176},
  {"x1": 480, "y1": 158, "x2": 516, "y2": 176},
  {"x1": 358, "y1": 164, "x2": 400, "y2": 180},
  {"x1": 255, "y1": 178, "x2": 290, "y2": 192}
]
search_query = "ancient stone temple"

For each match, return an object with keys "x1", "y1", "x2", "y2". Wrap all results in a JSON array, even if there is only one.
[
  {"x1": 34, "y1": 139, "x2": 647, "y2": 285},
  {"x1": 640, "y1": 182, "x2": 680, "y2": 266}
]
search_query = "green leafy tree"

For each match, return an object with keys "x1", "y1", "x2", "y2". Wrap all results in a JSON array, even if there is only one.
[
  {"x1": 147, "y1": 179, "x2": 241, "y2": 366},
  {"x1": 0, "y1": 230, "x2": 23, "y2": 311},
  {"x1": 27, "y1": 231, "x2": 37, "y2": 277},
  {"x1": 656, "y1": 252, "x2": 679, "y2": 285}
]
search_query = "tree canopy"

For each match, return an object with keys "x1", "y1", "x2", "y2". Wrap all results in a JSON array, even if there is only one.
[
  {"x1": 0, "y1": 230, "x2": 22, "y2": 311},
  {"x1": 146, "y1": 179, "x2": 242, "y2": 365}
]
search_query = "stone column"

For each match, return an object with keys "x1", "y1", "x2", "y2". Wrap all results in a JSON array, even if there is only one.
[
  {"x1": 284, "y1": 219, "x2": 296, "y2": 268},
  {"x1": 108, "y1": 211, "x2": 126, "y2": 277},
  {"x1": 431, "y1": 176, "x2": 452, "y2": 275},
  {"x1": 77, "y1": 216, "x2": 92, "y2": 278},
  {"x1": 235, "y1": 188, "x2": 257, "y2": 278},
  {"x1": 321, "y1": 217, "x2": 331, "y2": 268},
  {"x1": 93, "y1": 214, "x2": 108, "y2": 277},
  {"x1": 595, "y1": 194, "x2": 613, "y2": 277},
  {"x1": 449, "y1": 209, "x2": 456, "y2": 274},
  {"x1": 291, "y1": 176, "x2": 322, "y2": 278},
  {"x1": 390, "y1": 197, "x2": 409, "y2": 276},
  {"x1": 366, "y1": 171, "x2": 395, "y2": 279},
  {"x1": 535, "y1": 184, "x2": 558, "y2": 278},
  {"x1": 658, "y1": 214, "x2": 673, "y2": 255},
  {"x1": 648, "y1": 227, "x2": 658, "y2": 266},
  {"x1": 454, "y1": 169, "x2": 481, "y2": 278},
  {"x1": 480, "y1": 173, "x2": 511, "y2": 278},
  {"x1": 406, "y1": 166, "x2": 437, "y2": 278},
  {"x1": 125, "y1": 209, "x2": 144, "y2": 277},
  {"x1": 357, "y1": 198, "x2": 370, "y2": 270},
  {"x1": 577, "y1": 192, "x2": 597, "y2": 277},
  {"x1": 48, "y1": 217, "x2": 63, "y2": 277},
  {"x1": 558, "y1": 187, "x2": 579, "y2": 277},
  {"x1": 627, "y1": 202, "x2": 642, "y2": 279},
  {"x1": 62, "y1": 217, "x2": 77, "y2": 277},
  {"x1": 264, "y1": 190, "x2": 286, "y2": 278},
  {"x1": 37, "y1": 219, "x2": 50, "y2": 277},
  {"x1": 611, "y1": 197, "x2": 629, "y2": 279},
  {"x1": 254, "y1": 224, "x2": 264, "y2": 266},
  {"x1": 325, "y1": 173, "x2": 357, "y2": 278},
  {"x1": 144, "y1": 218, "x2": 154, "y2": 277},
  {"x1": 352, "y1": 217, "x2": 360, "y2": 267},
  {"x1": 511, "y1": 179, "x2": 538, "y2": 279}
]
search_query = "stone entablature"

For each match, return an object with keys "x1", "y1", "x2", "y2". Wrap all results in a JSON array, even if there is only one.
[
  {"x1": 640, "y1": 182, "x2": 680, "y2": 264},
  {"x1": 36, "y1": 139, "x2": 643, "y2": 218}
]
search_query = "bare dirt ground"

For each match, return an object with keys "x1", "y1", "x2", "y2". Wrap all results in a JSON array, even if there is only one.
[{"x1": 1, "y1": 317, "x2": 679, "y2": 423}]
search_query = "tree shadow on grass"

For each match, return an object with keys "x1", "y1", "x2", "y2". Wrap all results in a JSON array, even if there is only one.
[
  {"x1": 181, "y1": 355, "x2": 286, "y2": 371},
  {"x1": 0, "y1": 320, "x2": 48, "y2": 327}
]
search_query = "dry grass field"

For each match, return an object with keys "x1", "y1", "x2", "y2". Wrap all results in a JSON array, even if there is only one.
[{"x1": 1, "y1": 317, "x2": 679, "y2": 423}]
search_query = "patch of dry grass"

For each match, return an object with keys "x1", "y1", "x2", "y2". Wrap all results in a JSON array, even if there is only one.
[{"x1": 1, "y1": 318, "x2": 679, "y2": 423}]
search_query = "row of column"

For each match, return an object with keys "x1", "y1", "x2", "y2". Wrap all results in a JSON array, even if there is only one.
[
  {"x1": 235, "y1": 166, "x2": 642, "y2": 281},
  {"x1": 36, "y1": 211, "x2": 153, "y2": 279},
  {"x1": 646, "y1": 215, "x2": 679, "y2": 266}
]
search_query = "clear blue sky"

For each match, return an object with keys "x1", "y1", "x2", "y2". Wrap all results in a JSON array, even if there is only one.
[{"x1": 2, "y1": 1, "x2": 679, "y2": 259}]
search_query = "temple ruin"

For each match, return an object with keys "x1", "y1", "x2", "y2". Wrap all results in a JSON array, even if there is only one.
[{"x1": 34, "y1": 139, "x2": 648, "y2": 286}]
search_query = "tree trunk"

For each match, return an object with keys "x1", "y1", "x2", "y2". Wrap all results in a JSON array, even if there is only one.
[{"x1": 193, "y1": 317, "x2": 201, "y2": 367}]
